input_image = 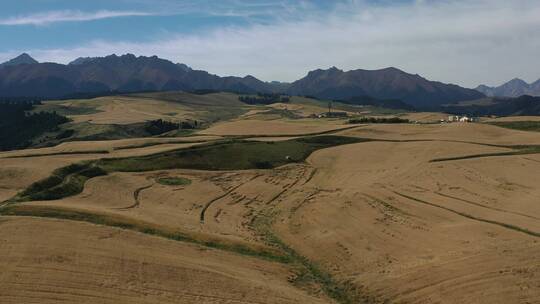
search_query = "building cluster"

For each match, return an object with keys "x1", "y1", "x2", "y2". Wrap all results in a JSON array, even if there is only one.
[
  {"x1": 310, "y1": 111, "x2": 349, "y2": 118},
  {"x1": 445, "y1": 115, "x2": 479, "y2": 123}
]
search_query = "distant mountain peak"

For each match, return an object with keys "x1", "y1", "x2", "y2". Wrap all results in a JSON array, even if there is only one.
[
  {"x1": 507, "y1": 78, "x2": 528, "y2": 85},
  {"x1": 1, "y1": 53, "x2": 38, "y2": 67},
  {"x1": 475, "y1": 77, "x2": 540, "y2": 97}
]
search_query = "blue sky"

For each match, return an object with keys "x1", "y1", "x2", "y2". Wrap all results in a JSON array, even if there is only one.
[{"x1": 1, "y1": 0, "x2": 540, "y2": 87}]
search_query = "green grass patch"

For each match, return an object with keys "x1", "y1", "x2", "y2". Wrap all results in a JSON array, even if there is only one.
[
  {"x1": 157, "y1": 177, "x2": 192, "y2": 186},
  {"x1": 488, "y1": 121, "x2": 540, "y2": 132},
  {"x1": 97, "y1": 135, "x2": 367, "y2": 172}
]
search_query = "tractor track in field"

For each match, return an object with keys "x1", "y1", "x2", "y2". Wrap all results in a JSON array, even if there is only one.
[
  {"x1": 393, "y1": 191, "x2": 540, "y2": 238},
  {"x1": 113, "y1": 184, "x2": 154, "y2": 210},
  {"x1": 199, "y1": 174, "x2": 261, "y2": 223}
]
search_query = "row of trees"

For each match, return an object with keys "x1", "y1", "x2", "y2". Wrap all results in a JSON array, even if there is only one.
[
  {"x1": 349, "y1": 117, "x2": 410, "y2": 124},
  {"x1": 144, "y1": 119, "x2": 199, "y2": 135},
  {"x1": 239, "y1": 93, "x2": 290, "y2": 105}
]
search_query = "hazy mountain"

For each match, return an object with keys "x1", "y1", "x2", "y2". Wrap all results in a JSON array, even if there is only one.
[
  {"x1": 0, "y1": 53, "x2": 38, "y2": 67},
  {"x1": 0, "y1": 53, "x2": 276, "y2": 98},
  {"x1": 286, "y1": 67, "x2": 483, "y2": 109},
  {"x1": 475, "y1": 78, "x2": 540, "y2": 97}
]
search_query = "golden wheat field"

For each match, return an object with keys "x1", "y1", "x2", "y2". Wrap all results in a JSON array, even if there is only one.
[{"x1": 1, "y1": 95, "x2": 539, "y2": 304}]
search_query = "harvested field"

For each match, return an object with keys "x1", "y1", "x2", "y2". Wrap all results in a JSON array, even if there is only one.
[
  {"x1": 2, "y1": 116, "x2": 540, "y2": 304},
  {"x1": 199, "y1": 119, "x2": 350, "y2": 136},
  {"x1": 0, "y1": 217, "x2": 327, "y2": 304}
]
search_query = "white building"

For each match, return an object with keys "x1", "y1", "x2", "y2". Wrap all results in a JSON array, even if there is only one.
[{"x1": 446, "y1": 115, "x2": 478, "y2": 123}]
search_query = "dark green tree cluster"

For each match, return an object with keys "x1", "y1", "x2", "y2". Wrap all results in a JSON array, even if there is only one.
[
  {"x1": 349, "y1": 117, "x2": 410, "y2": 124},
  {"x1": 0, "y1": 100, "x2": 69, "y2": 151},
  {"x1": 144, "y1": 119, "x2": 198, "y2": 135},
  {"x1": 144, "y1": 119, "x2": 180, "y2": 135},
  {"x1": 239, "y1": 93, "x2": 290, "y2": 105}
]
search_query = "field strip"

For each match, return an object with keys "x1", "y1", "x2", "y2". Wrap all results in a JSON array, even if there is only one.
[
  {"x1": 393, "y1": 191, "x2": 540, "y2": 238},
  {"x1": 1, "y1": 150, "x2": 110, "y2": 159},
  {"x1": 0, "y1": 205, "x2": 292, "y2": 264},
  {"x1": 435, "y1": 192, "x2": 540, "y2": 221},
  {"x1": 206, "y1": 125, "x2": 361, "y2": 138}
]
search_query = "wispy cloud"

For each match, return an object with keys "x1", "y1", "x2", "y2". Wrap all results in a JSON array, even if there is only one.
[
  {"x1": 2, "y1": 0, "x2": 540, "y2": 87},
  {"x1": 0, "y1": 10, "x2": 154, "y2": 26}
]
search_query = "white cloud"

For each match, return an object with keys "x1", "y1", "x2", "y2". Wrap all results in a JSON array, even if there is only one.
[
  {"x1": 2, "y1": 0, "x2": 540, "y2": 87},
  {"x1": 0, "y1": 10, "x2": 154, "y2": 26}
]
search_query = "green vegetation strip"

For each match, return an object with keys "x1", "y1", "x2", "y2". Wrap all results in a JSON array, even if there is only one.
[
  {"x1": 252, "y1": 211, "x2": 368, "y2": 304},
  {"x1": 349, "y1": 117, "x2": 409, "y2": 124},
  {"x1": 11, "y1": 162, "x2": 107, "y2": 202},
  {"x1": 430, "y1": 145, "x2": 540, "y2": 162},
  {"x1": 393, "y1": 191, "x2": 540, "y2": 238},
  {"x1": 488, "y1": 121, "x2": 540, "y2": 132},
  {"x1": 13, "y1": 135, "x2": 368, "y2": 202},
  {"x1": 0, "y1": 204, "x2": 292, "y2": 264},
  {"x1": 5, "y1": 150, "x2": 110, "y2": 159},
  {"x1": 157, "y1": 177, "x2": 192, "y2": 186}
]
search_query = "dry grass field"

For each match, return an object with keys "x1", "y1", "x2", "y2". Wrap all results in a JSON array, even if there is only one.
[{"x1": 1, "y1": 95, "x2": 540, "y2": 304}]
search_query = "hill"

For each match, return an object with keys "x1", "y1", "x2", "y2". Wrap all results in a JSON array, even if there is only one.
[
  {"x1": 286, "y1": 67, "x2": 484, "y2": 109},
  {"x1": 476, "y1": 78, "x2": 540, "y2": 97}
]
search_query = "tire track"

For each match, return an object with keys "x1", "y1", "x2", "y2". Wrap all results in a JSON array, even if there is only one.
[
  {"x1": 435, "y1": 191, "x2": 540, "y2": 221},
  {"x1": 113, "y1": 184, "x2": 154, "y2": 210},
  {"x1": 200, "y1": 174, "x2": 261, "y2": 223},
  {"x1": 301, "y1": 168, "x2": 317, "y2": 185},
  {"x1": 393, "y1": 191, "x2": 540, "y2": 238}
]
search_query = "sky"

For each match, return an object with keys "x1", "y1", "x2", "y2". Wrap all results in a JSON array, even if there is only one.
[{"x1": 0, "y1": 0, "x2": 539, "y2": 88}]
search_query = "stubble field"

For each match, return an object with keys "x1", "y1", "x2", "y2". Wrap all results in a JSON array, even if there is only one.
[{"x1": 1, "y1": 93, "x2": 539, "y2": 304}]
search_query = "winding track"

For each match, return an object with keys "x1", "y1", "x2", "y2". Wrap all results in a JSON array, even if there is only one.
[{"x1": 113, "y1": 184, "x2": 154, "y2": 210}]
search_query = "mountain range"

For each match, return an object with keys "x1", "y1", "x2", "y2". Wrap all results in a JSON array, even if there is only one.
[
  {"x1": 287, "y1": 67, "x2": 483, "y2": 109},
  {"x1": 0, "y1": 53, "x2": 485, "y2": 109},
  {"x1": 475, "y1": 78, "x2": 540, "y2": 98}
]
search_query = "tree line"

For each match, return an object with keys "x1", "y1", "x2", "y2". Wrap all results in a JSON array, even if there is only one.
[
  {"x1": 0, "y1": 100, "x2": 70, "y2": 151},
  {"x1": 239, "y1": 93, "x2": 290, "y2": 105},
  {"x1": 144, "y1": 119, "x2": 198, "y2": 135},
  {"x1": 349, "y1": 117, "x2": 410, "y2": 124}
]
